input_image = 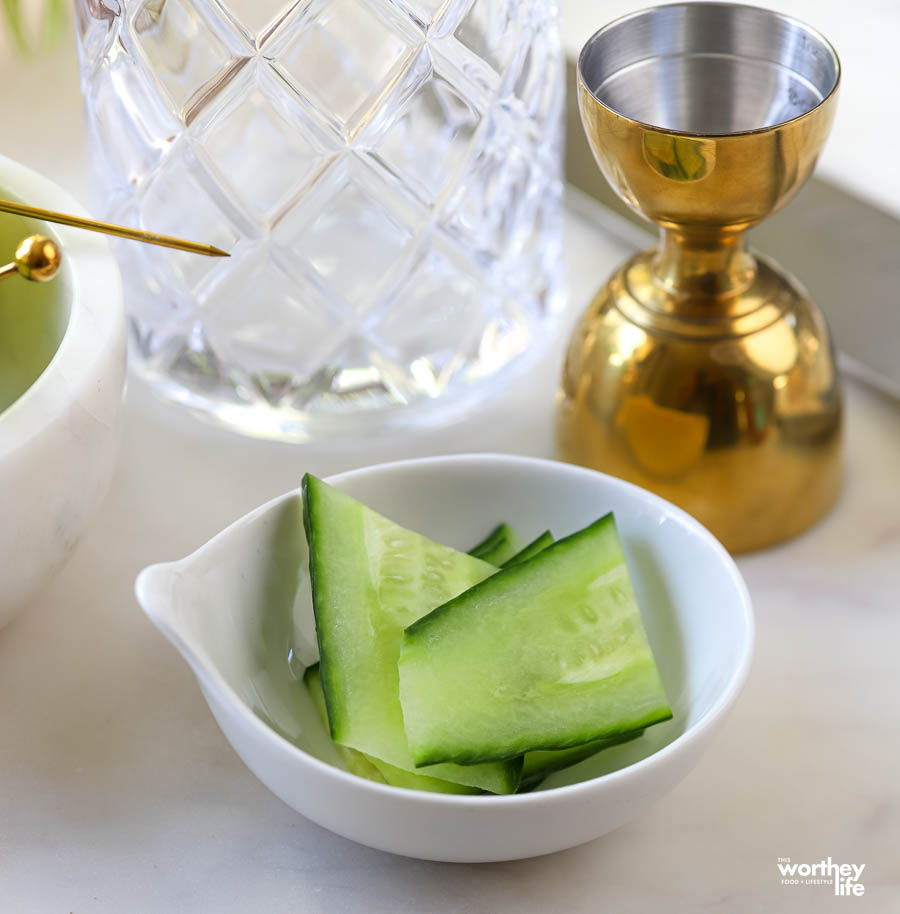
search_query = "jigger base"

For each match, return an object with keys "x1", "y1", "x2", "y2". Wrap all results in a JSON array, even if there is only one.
[{"x1": 555, "y1": 249, "x2": 842, "y2": 554}]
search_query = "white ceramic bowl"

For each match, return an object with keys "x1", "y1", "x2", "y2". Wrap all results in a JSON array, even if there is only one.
[
  {"x1": 0, "y1": 155, "x2": 125, "y2": 628},
  {"x1": 136, "y1": 454, "x2": 753, "y2": 862}
]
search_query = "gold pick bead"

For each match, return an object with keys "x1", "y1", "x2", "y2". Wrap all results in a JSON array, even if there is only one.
[
  {"x1": 15, "y1": 235, "x2": 61, "y2": 282},
  {"x1": 0, "y1": 235, "x2": 62, "y2": 283}
]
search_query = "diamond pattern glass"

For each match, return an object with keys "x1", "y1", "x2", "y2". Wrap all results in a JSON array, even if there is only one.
[
  {"x1": 370, "y1": 53, "x2": 481, "y2": 205},
  {"x1": 215, "y1": 0, "x2": 298, "y2": 41},
  {"x1": 272, "y1": 0, "x2": 417, "y2": 138},
  {"x1": 75, "y1": 0, "x2": 565, "y2": 440},
  {"x1": 130, "y1": 0, "x2": 242, "y2": 117},
  {"x1": 197, "y1": 64, "x2": 329, "y2": 221}
]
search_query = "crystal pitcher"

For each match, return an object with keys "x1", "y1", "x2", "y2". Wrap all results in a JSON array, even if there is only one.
[{"x1": 75, "y1": 0, "x2": 565, "y2": 439}]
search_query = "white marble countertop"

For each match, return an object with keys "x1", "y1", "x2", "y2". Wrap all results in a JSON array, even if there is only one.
[{"x1": 1, "y1": 26, "x2": 899, "y2": 914}]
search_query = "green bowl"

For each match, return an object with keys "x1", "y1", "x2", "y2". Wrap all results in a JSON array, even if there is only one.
[
  {"x1": 0, "y1": 155, "x2": 126, "y2": 626},
  {"x1": 0, "y1": 219, "x2": 70, "y2": 414}
]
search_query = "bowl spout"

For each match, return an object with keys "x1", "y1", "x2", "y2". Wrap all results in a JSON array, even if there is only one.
[{"x1": 135, "y1": 493, "x2": 320, "y2": 742}]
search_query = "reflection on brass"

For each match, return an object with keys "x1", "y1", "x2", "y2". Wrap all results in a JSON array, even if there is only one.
[
  {"x1": 616, "y1": 395, "x2": 710, "y2": 477},
  {"x1": 557, "y1": 6, "x2": 843, "y2": 553},
  {"x1": 0, "y1": 236, "x2": 61, "y2": 283},
  {"x1": 642, "y1": 134, "x2": 715, "y2": 182}
]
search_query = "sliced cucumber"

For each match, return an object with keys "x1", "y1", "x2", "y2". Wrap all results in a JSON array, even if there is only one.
[
  {"x1": 520, "y1": 729, "x2": 644, "y2": 790},
  {"x1": 399, "y1": 513, "x2": 672, "y2": 766},
  {"x1": 304, "y1": 665, "x2": 477, "y2": 794},
  {"x1": 467, "y1": 522, "x2": 524, "y2": 566},
  {"x1": 366, "y1": 756, "x2": 480, "y2": 794},
  {"x1": 501, "y1": 530, "x2": 553, "y2": 568},
  {"x1": 302, "y1": 474, "x2": 521, "y2": 794},
  {"x1": 303, "y1": 665, "x2": 386, "y2": 784}
]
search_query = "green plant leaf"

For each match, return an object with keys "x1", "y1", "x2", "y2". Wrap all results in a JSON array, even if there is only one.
[
  {"x1": 40, "y1": 0, "x2": 67, "y2": 48},
  {"x1": 1, "y1": 0, "x2": 68, "y2": 54},
  {"x1": 1, "y1": 0, "x2": 29, "y2": 53}
]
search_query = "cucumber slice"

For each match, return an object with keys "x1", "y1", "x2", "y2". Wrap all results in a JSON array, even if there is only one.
[
  {"x1": 302, "y1": 474, "x2": 521, "y2": 794},
  {"x1": 367, "y1": 757, "x2": 480, "y2": 795},
  {"x1": 467, "y1": 523, "x2": 524, "y2": 566},
  {"x1": 303, "y1": 665, "x2": 386, "y2": 784},
  {"x1": 520, "y1": 729, "x2": 644, "y2": 790},
  {"x1": 399, "y1": 513, "x2": 672, "y2": 766},
  {"x1": 304, "y1": 665, "x2": 477, "y2": 794},
  {"x1": 501, "y1": 530, "x2": 553, "y2": 568}
]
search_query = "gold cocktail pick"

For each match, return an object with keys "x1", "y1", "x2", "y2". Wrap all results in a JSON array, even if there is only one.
[
  {"x1": 0, "y1": 199, "x2": 229, "y2": 258},
  {"x1": 0, "y1": 236, "x2": 62, "y2": 283}
]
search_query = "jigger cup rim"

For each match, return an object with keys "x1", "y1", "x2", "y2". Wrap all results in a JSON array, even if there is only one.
[{"x1": 577, "y1": 1, "x2": 841, "y2": 140}]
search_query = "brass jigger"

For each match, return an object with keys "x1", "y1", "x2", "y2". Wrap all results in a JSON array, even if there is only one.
[{"x1": 556, "y1": 2, "x2": 842, "y2": 554}]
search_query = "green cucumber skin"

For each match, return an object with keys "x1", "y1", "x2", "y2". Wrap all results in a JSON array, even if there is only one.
[
  {"x1": 301, "y1": 474, "x2": 352, "y2": 743},
  {"x1": 520, "y1": 729, "x2": 645, "y2": 788},
  {"x1": 302, "y1": 475, "x2": 521, "y2": 794},
  {"x1": 501, "y1": 531, "x2": 553, "y2": 568},
  {"x1": 367, "y1": 757, "x2": 481, "y2": 795},
  {"x1": 400, "y1": 513, "x2": 672, "y2": 767},
  {"x1": 304, "y1": 665, "x2": 478, "y2": 795},
  {"x1": 303, "y1": 665, "x2": 386, "y2": 785},
  {"x1": 406, "y1": 515, "x2": 624, "y2": 641},
  {"x1": 467, "y1": 522, "x2": 524, "y2": 566},
  {"x1": 467, "y1": 522, "x2": 513, "y2": 558}
]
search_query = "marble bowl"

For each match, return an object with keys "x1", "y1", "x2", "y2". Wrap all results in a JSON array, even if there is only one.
[
  {"x1": 135, "y1": 454, "x2": 754, "y2": 862},
  {"x1": 0, "y1": 155, "x2": 125, "y2": 628}
]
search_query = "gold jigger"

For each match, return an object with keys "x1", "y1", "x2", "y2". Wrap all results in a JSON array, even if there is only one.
[{"x1": 557, "y1": 3, "x2": 842, "y2": 553}]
